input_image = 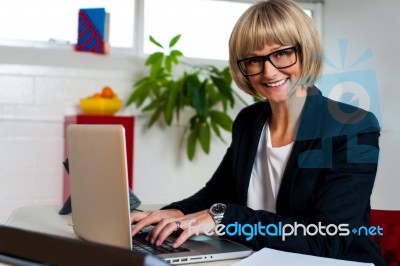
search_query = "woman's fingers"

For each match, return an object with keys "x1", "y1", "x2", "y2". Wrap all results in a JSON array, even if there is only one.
[
  {"x1": 131, "y1": 209, "x2": 215, "y2": 248},
  {"x1": 171, "y1": 220, "x2": 197, "y2": 248},
  {"x1": 130, "y1": 211, "x2": 149, "y2": 223},
  {"x1": 130, "y1": 209, "x2": 184, "y2": 236},
  {"x1": 149, "y1": 210, "x2": 215, "y2": 247},
  {"x1": 131, "y1": 211, "x2": 158, "y2": 235},
  {"x1": 148, "y1": 218, "x2": 182, "y2": 245}
]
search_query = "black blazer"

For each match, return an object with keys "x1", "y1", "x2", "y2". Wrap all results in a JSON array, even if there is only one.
[{"x1": 164, "y1": 87, "x2": 386, "y2": 266}]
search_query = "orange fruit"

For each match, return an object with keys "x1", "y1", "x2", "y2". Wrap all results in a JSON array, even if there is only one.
[
  {"x1": 92, "y1": 93, "x2": 102, "y2": 99},
  {"x1": 101, "y1": 86, "x2": 114, "y2": 98}
]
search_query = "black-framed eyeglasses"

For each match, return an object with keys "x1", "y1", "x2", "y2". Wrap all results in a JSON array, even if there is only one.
[{"x1": 237, "y1": 46, "x2": 298, "y2": 76}]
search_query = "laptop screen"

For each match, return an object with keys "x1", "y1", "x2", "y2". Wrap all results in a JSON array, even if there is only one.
[{"x1": 67, "y1": 124, "x2": 132, "y2": 249}]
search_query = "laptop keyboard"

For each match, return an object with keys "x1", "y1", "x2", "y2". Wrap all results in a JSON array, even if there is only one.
[{"x1": 132, "y1": 231, "x2": 190, "y2": 255}]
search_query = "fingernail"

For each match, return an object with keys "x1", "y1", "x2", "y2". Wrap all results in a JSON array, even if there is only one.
[
  {"x1": 156, "y1": 240, "x2": 161, "y2": 246},
  {"x1": 173, "y1": 243, "x2": 178, "y2": 248}
]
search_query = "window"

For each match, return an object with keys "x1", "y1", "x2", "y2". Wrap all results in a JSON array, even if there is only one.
[{"x1": 0, "y1": 0, "x2": 134, "y2": 48}]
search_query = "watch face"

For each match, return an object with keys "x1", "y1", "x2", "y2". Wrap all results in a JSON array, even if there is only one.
[{"x1": 211, "y1": 203, "x2": 226, "y2": 215}]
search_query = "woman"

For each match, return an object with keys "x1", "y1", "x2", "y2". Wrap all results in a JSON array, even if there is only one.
[{"x1": 131, "y1": 0, "x2": 385, "y2": 265}]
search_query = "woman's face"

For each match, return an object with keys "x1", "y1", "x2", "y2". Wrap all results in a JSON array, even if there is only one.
[{"x1": 247, "y1": 43, "x2": 301, "y2": 104}]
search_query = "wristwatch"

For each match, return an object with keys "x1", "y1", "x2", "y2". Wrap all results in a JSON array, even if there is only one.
[{"x1": 209, "y1": 203, "x2": 226, "y2": 225}]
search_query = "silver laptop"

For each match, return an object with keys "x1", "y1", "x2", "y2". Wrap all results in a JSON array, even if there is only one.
[{"x1": 66, "y1": 124, "x2": 252, "y2": 265}]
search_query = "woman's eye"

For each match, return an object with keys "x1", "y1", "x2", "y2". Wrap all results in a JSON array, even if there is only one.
[
  {"x1": 247, "y1": 58, "x2": 262, "y2": 64},
  {"x1": 275, "y1": 51, "x2": 288, "y2": 58}
]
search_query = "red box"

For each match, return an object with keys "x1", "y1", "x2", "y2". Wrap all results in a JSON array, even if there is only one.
[{"x1": 63, "y1": 115, "x2": 134, "y2": 202}]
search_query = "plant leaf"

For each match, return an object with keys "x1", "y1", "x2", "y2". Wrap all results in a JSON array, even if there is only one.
[
  {"x1": 149, "y1": 54, "x2": 164, "y2": 78},
  {"x1": 164, "y1": 80, "x2": 181, "y2": 125},
  {"x1": 148, "y1": 106, "x2": 164, "y2": 127},
  {"x1": 133, "y1": 76, "x2": 150, "y2": 87},
  {"x1": 170, "y1": 50, "x2": 183, "y2": 58},
  {"x1": 211, "y1": 76, "x2": 234, "y2": 107},
  {"x1": 221, "y1": 67, "x2": 232, "y2": 84},
  {"x1": 142, "y1": 97, "x2": 160, "y2": 112},
  {"x1": 187, "y1": 127, "x2": 197, "y2": 160},
  {"x1": 165, "y1": 56, "x2": 172, "y2": 73},
  {"x1": 152, "y1": 74, "x2": 170, "y2": 97},
  {"x1": 126, "y1": 78, "x2": 153, "y2": 107},
  {"x1": 199, "y1": 122, "x2": 210, "y2": 154},
  {"x1": 145, "y1": 52, "x2": 163, "y2": 66},
  {"x1": 210, "y1": 120, "x2": 222, "y2": 138},
  {"x1": 169, "y1": 50, "x2": 183, "y2": 66},
  {"x1": 189, "y1": 115, "x2": 198, "y2": 130},
  {"x1": 149, "y1": 36, "x2": 164, "y2": 49},
  {"x1": 169, "y1": 34, "x2": 181, "y2": 48},
  {"x1": 209, "y1": 111, "x2": 233, "y2": 132},
  {"x1": 186, "y1": 75, "x2": 207, "y2": 118}
]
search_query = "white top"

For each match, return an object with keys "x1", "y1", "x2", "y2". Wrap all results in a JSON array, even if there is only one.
[{"x1": 247, "y1": 123, "x2": 293, "y2": 213}]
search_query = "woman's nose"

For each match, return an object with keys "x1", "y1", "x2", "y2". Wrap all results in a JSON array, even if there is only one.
[{"x1": 262, "y1": 60, "x2": 278, "y2": 78}]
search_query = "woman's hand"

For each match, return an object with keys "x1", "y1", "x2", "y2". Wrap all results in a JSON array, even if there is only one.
[
  {"x1": 144, "y1": 209, "x2": 216, "y2": 248},
  {"x1": 130, "y1": 209, "x2": 184, "y2": 236}
]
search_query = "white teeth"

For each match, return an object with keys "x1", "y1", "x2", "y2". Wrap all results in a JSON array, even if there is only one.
[{"x1": 267, "y1": 79, "x2": 286, "y2": 87}]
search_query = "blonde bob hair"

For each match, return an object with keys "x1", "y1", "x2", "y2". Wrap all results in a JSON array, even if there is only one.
[{"x1": 229, "y1": 0, "x2": 324, "y2": 96}]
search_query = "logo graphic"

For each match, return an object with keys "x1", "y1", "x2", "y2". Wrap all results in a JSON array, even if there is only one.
[
  {"x1": 298, "y1": 40, "x2": 381, "y2": 168},
  {"x1": 187, "y1": 220, "x2": 383, "y2": 242},
  {"x1": 318, "y1": 39, "x2": 381, "y2": 125}
]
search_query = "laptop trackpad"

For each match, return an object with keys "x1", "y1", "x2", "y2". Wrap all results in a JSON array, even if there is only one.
[
  {"x1": 189, "y1": 235, "x2": 214, "y2": 241},
  {"x1": 187, "y1": 235, "x2": 248, "y2": 254}
]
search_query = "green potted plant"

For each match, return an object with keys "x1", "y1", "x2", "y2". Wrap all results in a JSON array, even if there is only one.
[{"x1": 126, "y1": 35, "x2": 246, "y2": 160}]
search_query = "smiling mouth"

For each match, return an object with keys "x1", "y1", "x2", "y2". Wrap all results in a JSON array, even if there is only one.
[{"x1": 266, "y1": 79, "x2": 287, "y2": 87}]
